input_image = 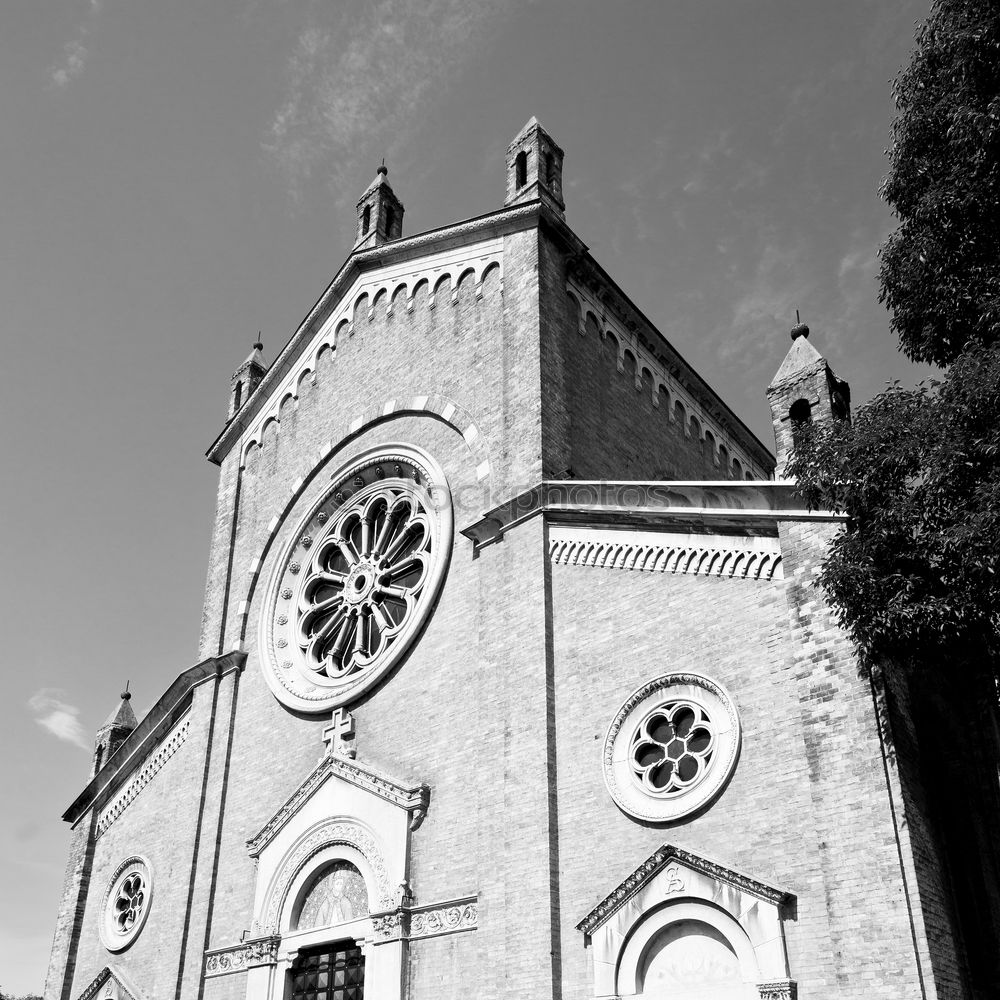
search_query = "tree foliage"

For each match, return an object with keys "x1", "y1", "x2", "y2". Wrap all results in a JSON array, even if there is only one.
[
  {"x1": 790, "y1": 0, "x2": 1000, "y2": 696},
  {"x1": 789, "y1": 345, "x2": 1000, "y2": 690},
  {"x1": 879, "y1": 0, "x2": 1000, "y2": 365}
]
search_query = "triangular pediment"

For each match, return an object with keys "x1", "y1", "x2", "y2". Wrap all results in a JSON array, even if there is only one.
[
  {"x1": 247, "y1": 752, "x2": 429, "y2": 858},
  {"x1": 577, "y1": 842, "x2": 793, "y2": 936},
  {"x1": 77, "y1": 965, "x2": 144, "y2": 1000}
]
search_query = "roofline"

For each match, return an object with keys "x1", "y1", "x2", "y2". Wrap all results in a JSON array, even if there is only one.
[
  {"x1": 62, "y1": 650, "x2": 246, "y2": 826},
  {"x1": 206, "y1": 201, "x2": 547, "y2": 465},
  {"x1": 206, "y1": 198, "x2": 773, "y2": 469},
  {"x1": 569, "y1": 249, "x2": 774, "y2": 466}
]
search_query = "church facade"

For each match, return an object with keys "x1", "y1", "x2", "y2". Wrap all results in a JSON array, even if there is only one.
[{"x1": 44, "y1": 120, "x2": 977, "y2": 1000}]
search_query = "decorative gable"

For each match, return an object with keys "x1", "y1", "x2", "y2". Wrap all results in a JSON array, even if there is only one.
[
  {"x1": 247, "y1": 752, "x2": 429, "y2": 858},
  {"x1": 579, "y1": 843, "x2": 797, "y2": 1000},
  {"x1": 76, "y1": 965, "x2": 144, "y2": 1000}
]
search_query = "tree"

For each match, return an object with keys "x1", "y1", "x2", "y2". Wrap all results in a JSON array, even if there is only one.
[
  {"x1": 791, "y1": 6, "x2": 1000, "y2": 984},
  {"x1": 878, "y1": 0, "x2": 1000, "y2": 366},
  {"x1": 790, "y1": 0, "x2": 1000, "y2": 693}
]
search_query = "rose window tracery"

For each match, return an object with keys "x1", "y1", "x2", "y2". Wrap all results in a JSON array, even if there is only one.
[
  {"x1": 298, "y1": 492, "x2": 431, "y2": 679},
  {"x1": 630, "y1": 701, "x2": 716, "y2": 796},
  {"x1": 100, "y1": 856, "x2": 152, "y2": 952},
  {"x1": 113, "y1": 871, "x2": 146, "y2": 934},
  {"x1": 605, "y1": 674, "x2": 741, "y2": 823},
  {"x1": 260, "y1": 447, "x2": 452, "y2": 713}
]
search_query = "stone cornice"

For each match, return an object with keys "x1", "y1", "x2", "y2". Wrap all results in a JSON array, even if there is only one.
[
  {"x1": 577, "y1": 842, "x2": 794, "y2": 936},
  {"x1": 247, "y1": 753, "x2": 430, "y2": 858},
  {"x1": 206, "y1": 200, "x2": 553, "y2": 466},
  {"x1": 62, "y1": 650, "x2": 246, "y2": 826},
  {"x1": 461, "y1": 479, "x2": 843, "y2": 550}
]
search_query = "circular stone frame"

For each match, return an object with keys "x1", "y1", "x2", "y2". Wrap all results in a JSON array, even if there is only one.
[
  {"x1": 604, "y1": 673, "x2": 741, "y2": 823},
  {"x1": 100, "y1": 855, "x2": 153, "y2": 953},
  {"x1": 259, "y1": 444, "x2": 453, "y2": 713}
]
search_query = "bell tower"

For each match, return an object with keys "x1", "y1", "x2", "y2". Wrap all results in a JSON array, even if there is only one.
[
  {"x1": 229, "y1": 338, "x2": 266, "y2": 419},
  {"x1": 767, "y1": 319, "x2": 851, "y2": 476},
  {"x1": 354, "y1": 163, "x2": 404, "y2": 251},
  {"x1": 504, "y1": 117, "x2": 565, "y2": 216},
  {"x1": 91, "y1": 685, "x2": 137, "y2": 778}
]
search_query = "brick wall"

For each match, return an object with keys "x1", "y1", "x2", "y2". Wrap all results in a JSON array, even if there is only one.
[
  {"x1": 547, "y1": 519, "x2": 927, "y2": 999},
  {"x1": 537, "y1": 228, "x2": 753, "y2": 483}
]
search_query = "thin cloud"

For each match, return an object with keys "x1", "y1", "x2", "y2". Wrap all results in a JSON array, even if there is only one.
[
  {"x1": 29, "y1": 689, "x2": 89, "y2": 749},
  {"x1": 50, "y1": 0, "x2": 105, "y2": 88},
  {"x1": 266, "y1": 0, "x2": 509, "y2": 200}
]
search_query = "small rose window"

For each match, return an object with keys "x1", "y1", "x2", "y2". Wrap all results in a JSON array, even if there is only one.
[
  {"x1": 113, "y1": 871, "x2": 146, "y2": 934},
  {"x1": 100, "y1": 856, "x2": 153, "y2": 952},
  {"x1": 605, "y1": 674, "x2": 741, "y2": 823},
  {"x1": 631, "y1": 701, "x2": 716, "y2": 795}
]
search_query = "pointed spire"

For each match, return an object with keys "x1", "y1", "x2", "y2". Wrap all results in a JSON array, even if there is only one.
[
  {"x1": 102, "y1": 682, "x2": 138, "y2": 731},
  {"x1": 92, "y1": 682, "x2": 139, "y2": 777}
]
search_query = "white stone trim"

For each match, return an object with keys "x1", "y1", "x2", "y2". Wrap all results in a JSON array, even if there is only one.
[
  {"x1": 549, "y1": 525, "x2": 783, "y2": 580},
  {"x1": 76, "y1": 965, "x2": 145, "y2": 1000},
  {"x1": 247, "y1": 754, "x2": 429, "y2": 858},
  {"x1": 97, "y1": 716, "x2": 190, "y2": 837},
  {"x1": 578, "y1": 843, "x2": 794, "y2": 999},
  {"x1": 408, "y1": 897, "x2": 478, "y2": 940},
  {"x1": 603, "y1": 673, "x2": 742, "y2": 823},
  {"x1": 204, "y1": 936, "x2": 280, "y2": 978}
]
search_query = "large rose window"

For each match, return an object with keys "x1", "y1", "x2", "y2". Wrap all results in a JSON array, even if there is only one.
[{"x1": 260, "y1": 447, "x2": 452, "y2": 713}]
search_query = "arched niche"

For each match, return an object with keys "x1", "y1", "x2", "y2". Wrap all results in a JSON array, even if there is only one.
[
  {"x1": 578, "y1": 844, "x2": 796, "y2": 1000},
  {"x1": 617, "y1": 901, "x2": 760, "y2": 1000}
]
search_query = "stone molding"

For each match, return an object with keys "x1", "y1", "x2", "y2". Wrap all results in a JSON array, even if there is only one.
[
  {"x1": 549, "y1": 525, "x2": 782, "y2": 580},
  {"x1": 247, "y1": 755, "x2": 429, "y2": 859},
  {"x1": 461, "y1": 480, "x2": 841, "y2": 551},
  {"x1": 76, "y1": 965, "x2": 142, "y2": 1000},
  {"x1": 261, "y1": 819, "x2": 392, "y2": 933},
  {"x1": 577, "y1": 843, "x2": 793, "y2": 937},
  {"x1": 367, "y1": 895, "x2": 478, "y2": 944},
  {"x1": 757, "y1": 980, "x2": 798, "y2": 1000},
  {"x1": 569, "y1": 277, "x2": 769, "y2": 477},
  {"x1": 203, "y1": 936, "x2": 281, "y2": 978},
  {"x1": 97, "y1": 716, "x2": 189, "y2": 837},
  {"x1": 408, "y1": 897, "x2": 478, "y2": 940}
]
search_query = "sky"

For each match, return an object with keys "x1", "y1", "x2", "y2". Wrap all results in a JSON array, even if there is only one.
[{"x1": 0, "y1": 0, "x2": 933, "y2": 991}]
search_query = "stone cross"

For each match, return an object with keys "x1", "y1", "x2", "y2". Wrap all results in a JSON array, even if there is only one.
[{"x1": 322, "y1": 707, "x2": 356, "y2": 758}]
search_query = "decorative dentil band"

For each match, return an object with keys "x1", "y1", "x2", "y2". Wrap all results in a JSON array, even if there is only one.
[
  {"x1": 549, "y1": 531, "x2": 783, "y2": 581},
  {"x1": 757, "y1": 980, "x2": 798, "y2": 1000},
  {"x1": 97, "y1": 716, "x2": 190, "y2": 838}
]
